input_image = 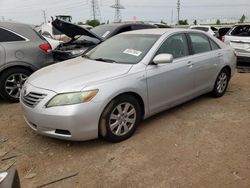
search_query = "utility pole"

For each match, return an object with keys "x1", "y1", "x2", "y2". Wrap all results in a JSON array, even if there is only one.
[
  {"x1": 111, "y1": 0, "x2": 125, "y2": 22},
  {"x1": 90, "y1": 0, "x2": 101, "y2": 20},
  {"x1": 171, "y1": 8, "x2": 173, "y2": 25},
  {"x1": 42, "y1": 10, "x2": 47, "y2": 23},
  {"x1": 177, "y1": 0, "x2": 180, "y2": 24}
]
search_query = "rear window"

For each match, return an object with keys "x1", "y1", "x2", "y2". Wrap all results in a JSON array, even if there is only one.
[
  {"x1": 209, "y1": 39, "x2": 220, "y2": 50},
  {"x1": 189, "y1": 33, "x2": 211, "y2": 54},
  {"x1": 191, "y1": 27, "x2": 209, "y2": 32},
  {"x1": 230, "y1": 25, "x2": 250, "y2": 37},
  {"x1": 0, "y1": 28, "x2": 26, "y2": 42},
  {"x1": 211, "y1": 27, "x2": 218, "y2": 31}
]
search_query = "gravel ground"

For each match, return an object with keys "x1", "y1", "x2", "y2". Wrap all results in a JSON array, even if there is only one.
[{"x1": 0, "y1": 71, "x2": 250, "y2": 188}]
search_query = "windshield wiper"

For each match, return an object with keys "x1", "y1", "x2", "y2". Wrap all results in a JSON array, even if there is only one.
[
  {"x1": 82, "y1": 54, "x2": 90, "y2": 59},
  {"x1": 94, "y1": 58, "x2": 117, "y2": 63}
]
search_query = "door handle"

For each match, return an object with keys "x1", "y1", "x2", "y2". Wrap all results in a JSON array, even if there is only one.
[{"x1": 187, "y1": 61, "x2": 193, "y2": 67}]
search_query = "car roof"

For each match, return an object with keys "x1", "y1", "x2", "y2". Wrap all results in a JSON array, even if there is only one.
[
  {"x1": 120, "y1": 28, "x2": 197, "y2": 36},
  {"x1": 97, "y1": 23, "x2": 156, "y2": 28},
  {"x1": 234, "y1": 23, "x2": 250, "y2": 26},
  {"x1": 190, "y1": 25, "x2": 210, "y2": 28},
  {"x1": 0, "y1": 21, "x2": 42, "y2": 41},
  {"x1": 0, "y1": 21, "x2": 32, "y2": 30}
]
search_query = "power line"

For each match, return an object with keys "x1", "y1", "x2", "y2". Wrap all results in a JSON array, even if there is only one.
[
  {"x1": 111, "y1": 0, "x2": 125, "y2": 22},
  {"x1": 90, "y1": 0, "x2": 101, "y2": 20},
  {"x1": 42, "y1": 10, "x2": 47, "y2": 23}
]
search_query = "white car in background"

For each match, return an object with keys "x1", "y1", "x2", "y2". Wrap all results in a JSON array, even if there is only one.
[
  {"x1": 224, "y1": 24, "x2": 250, "y2": 63},
  {"x1": 189, "y1": 25, "x2": 218, "y2": 36}
]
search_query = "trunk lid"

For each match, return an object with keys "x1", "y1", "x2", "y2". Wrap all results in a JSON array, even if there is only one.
[{"x1": 52, "y1": 18, "x2": 103, "y2": 41}]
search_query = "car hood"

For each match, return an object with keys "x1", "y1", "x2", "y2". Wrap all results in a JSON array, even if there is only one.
[
  {"x1": 52, "y1": 18, "x2": 103, "y2": 41},
  {"x1": 27, "y1": 57, "x2": 133, "y2": 93}
]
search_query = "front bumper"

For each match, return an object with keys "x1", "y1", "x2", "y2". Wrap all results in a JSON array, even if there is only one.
[{"x1": 20, "y1": 84, "x2": 103, "y2": 141}]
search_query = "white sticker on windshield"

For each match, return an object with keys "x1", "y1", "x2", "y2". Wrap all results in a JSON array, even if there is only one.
[
  {"x1": 123, "y1": 49, "x2": 142, "y2": 57},
  {"x1": 102, "y1": 31, "x2": 110, "y2": 38}
]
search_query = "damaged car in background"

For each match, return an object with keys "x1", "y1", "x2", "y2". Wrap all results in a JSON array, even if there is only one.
[
  {"x1": 224, "y1": 24, "x2": 250, "y2": 64},
  {"x1": 0, "y1": 21, "x2": 54, "y2": 102},
  {"x1": 52, "y1": 19, "x2": 157, "y2": 61}
]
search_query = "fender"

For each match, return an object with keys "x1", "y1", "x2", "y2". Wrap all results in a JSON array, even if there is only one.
[{"x1": 0, "y1": 61, "x2": 38, "y2": 73}]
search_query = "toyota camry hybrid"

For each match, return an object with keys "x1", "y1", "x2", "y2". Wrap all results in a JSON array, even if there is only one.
[{"x1": 20, "y1": 29, "x2": 236, "y2": 142}]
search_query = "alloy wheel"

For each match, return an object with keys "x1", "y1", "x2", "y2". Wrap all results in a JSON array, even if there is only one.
[
  {"x1": 109, "y1": 102, "x2": 137, "y2": 136},
  {"x1": 4, "y1": 73, "x2": 28, "y2": 99},
  {"x1": 216, "y1": 72, "x2": 228, "y2": 94}
]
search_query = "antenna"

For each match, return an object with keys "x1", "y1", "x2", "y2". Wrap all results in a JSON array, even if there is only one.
[
  {"x1": 177, "y1": 0, "x2": 180, "y2": 24},
  {"x1": 111, "y1": 0, "x2": 125, "y2": 22},
  {"x1": 90, "y1": 0, "x2": 101, "y2": 20}
]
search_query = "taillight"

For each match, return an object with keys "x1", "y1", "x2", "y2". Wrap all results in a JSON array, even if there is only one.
[
  {"x1": 39, "y1": 43, "x2": 52, "y2": 53},
  {"x1": 222, "y1": 36, "x2": 225, "y2": 42}
]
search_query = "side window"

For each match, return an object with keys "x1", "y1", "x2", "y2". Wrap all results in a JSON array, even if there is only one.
[
  {"x1": 189, "y1": 33, "x2": 211, "y2": 54},
  {"x1": 116, "y1": 26, "x2": 132, "y2": 35},
  {"x1": 210, "y1": 39, "x2": 220, "y2": 50},
  {"x1": 156, "y1": 34, "x2": 189, "y2": 59},
  {"x1": 131, "y1": 25, "x2": 154, "y2": 30},
  {"x1": 0, "y1": 28, "x2": 25, "y2": 42}
]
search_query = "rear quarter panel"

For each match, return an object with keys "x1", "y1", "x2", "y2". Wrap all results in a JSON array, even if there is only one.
[{"x1": 1, "y1": 40, "x2": 54, "y2": 70}]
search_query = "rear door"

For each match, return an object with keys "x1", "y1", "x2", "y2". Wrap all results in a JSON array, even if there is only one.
[
  {"x1": 187, "y1": 33, "x2": 221, "y2": 93},
  {"x1": 146, "y1": 33, "x2": 195, "y2": 115}
]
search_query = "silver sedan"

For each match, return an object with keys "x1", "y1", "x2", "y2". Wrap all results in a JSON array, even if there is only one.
[{"x1": 20, "y1": 29, "x2": 237, "y2": 142}]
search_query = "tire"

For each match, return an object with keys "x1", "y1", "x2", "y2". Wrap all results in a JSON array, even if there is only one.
[
  {"x1": 0, "y1": 68, "x2": 32, "y2": 102},
  {"x1": 99, "y1": 95, "x2": 142, "y2": 143},
  {"x1": 211, "y1": 68, "x2": 230, "y2": 98}
]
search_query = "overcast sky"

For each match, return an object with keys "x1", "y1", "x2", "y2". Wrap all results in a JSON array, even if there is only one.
[{"x1": 0, "y1": 0, "x2": 249, "y2": 24}]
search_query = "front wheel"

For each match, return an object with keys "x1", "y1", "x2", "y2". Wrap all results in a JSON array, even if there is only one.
[
  {"x1": 211, "y1": 68, "x2": 230, "y2": 98},
  {"x1": 0, "y1": 68, "x2": 31, "y2": 102},
  {"x1": 99, "y1": 95, "x2": 141, "y2": 143}
]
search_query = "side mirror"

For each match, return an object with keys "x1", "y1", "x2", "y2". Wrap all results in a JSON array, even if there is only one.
[
  {"x1": 153, "y1": 54, "x2": 173, "y2": 65},
  {"x1": 0, "y1": 167, "x2": 20, "y2": 188}
]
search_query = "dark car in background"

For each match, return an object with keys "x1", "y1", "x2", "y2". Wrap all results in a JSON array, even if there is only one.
[
  {"x1": 52, "y1": 19, "x2": 157, "y2": 61},
  {"x1": 215, "y1": 27, "x2": 231, "y2": 40},
  {"x1": 0, "y1": 22, "x2": 54, "y2": 102}
]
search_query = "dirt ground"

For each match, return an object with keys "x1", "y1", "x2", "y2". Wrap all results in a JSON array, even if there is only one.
[{"x1": 0, "y1": 71, "x2": 250, "y2": 188}]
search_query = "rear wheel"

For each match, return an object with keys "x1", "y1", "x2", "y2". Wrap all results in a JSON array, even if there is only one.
[
  {"x1": 211, "y1": 68, "x2": 230, "y2": 98},
  {"x1": 0, "y1": 68, "x2": 31, "y2": 102},
  {"x1": 99, "y1": 95, "x2": 141, "y2": 142}
]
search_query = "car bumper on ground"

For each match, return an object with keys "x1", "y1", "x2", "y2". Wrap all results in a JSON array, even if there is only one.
[{"x1": 20, "y1": 84, "x2": 102, "y2": 141}]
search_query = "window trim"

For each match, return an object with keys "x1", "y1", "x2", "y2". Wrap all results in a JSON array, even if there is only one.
[{"x1": 0, "y1": 27, "x2": 30, "y2": 43}]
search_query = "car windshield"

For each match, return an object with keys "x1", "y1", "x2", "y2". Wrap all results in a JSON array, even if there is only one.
[
  {"x1": 86, "y1": 34, "x2": 159, "y2": 64},
  {"x1": 91, "y1": 25, "x2": 118, "y2": 39}
]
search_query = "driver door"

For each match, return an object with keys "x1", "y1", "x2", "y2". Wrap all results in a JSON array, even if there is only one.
[{"x1": 146, "y1": 33, "x2": 195, "y2": 115}]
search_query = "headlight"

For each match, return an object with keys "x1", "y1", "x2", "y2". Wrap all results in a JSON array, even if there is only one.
[{"x1": 46, "y1": 90, "x2": 98, "y2": 108}]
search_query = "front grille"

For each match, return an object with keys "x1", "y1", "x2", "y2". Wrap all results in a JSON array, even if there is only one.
[{"x1": 22, "y1": 92, "x2": 47, "y2": 108}]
